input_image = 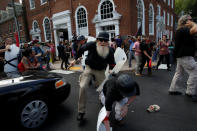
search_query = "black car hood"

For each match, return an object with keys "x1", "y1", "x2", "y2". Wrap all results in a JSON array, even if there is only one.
[{"x1": 0, "y1": 70, "x2": 62, "y2": 88}]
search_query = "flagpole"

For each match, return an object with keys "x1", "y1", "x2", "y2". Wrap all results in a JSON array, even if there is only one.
[{"x1": 11, "y1": 0, "x2": 21, "y2": 45}]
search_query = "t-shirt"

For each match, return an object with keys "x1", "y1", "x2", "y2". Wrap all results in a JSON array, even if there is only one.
[
  {"x1": 174, "y1": 27, "x2": 196, "y2": 58},
  {"x1": 133, "y1": 41, "x2": 141, "y2": 56},
  {"x1": 140, "y1": 42, "x2": 152, "y2": 58},
  {"x1": 159, "y1": 41, "x2": 169, "y2": 55}
]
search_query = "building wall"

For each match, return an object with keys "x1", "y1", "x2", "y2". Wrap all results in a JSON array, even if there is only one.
[
  {"x1": 24, "y1": 0, "x2": 175, "y2": 43},
  {"x1": 0, "y1": 0, "x2": 27, "y2": 43}
]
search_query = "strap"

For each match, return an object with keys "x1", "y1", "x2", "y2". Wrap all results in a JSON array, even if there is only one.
[{"x1": 4, "y1": 57, "x2": 18, "y2": 68}]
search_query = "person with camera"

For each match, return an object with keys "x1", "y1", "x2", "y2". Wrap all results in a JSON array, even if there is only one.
[{"x1": 169, "y1": 15, "x2": 197, "y2": 102}]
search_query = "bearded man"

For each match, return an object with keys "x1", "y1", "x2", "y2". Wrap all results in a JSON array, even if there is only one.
[{"x1": 70, "y1": 32, "x2": 115, "y2": 121}]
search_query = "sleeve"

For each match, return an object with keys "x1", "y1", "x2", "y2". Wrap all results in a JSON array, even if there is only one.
[
  {"x1": 108, "y1": 48, "x2": 116, "y2": 70},
  {"x1": 75, "y1": 42, "x2": 95, "y2": 60}
]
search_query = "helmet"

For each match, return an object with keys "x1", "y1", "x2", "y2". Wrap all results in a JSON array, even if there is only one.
[
  {"x1": 77, "y1": 35, "x2": 85, "y2": 41},
  {"x1": 116, "y1": 74, "x2": 139, "y2": 97},
  {"x1": 97, "y1": 32, "x2": 109, "y2": 41}
]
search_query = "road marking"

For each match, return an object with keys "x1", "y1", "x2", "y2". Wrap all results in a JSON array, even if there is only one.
[{"x1": 50, "y1": 70, "x2": 74, "y2": 74}]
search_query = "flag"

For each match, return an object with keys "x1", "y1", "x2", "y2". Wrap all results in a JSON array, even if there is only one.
[
  {"x1": 15, "y1": 32, "x2": 20, "y2": 47},
  {"x1": 136, "y1": 24, "x2": 142, "y2": 37}
]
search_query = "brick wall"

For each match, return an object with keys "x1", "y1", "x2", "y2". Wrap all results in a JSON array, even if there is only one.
[{"x1": 24, "y1": 0, "x2": 175, "y2": 42}]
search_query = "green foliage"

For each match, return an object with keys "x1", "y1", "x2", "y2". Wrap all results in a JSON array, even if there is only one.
[{"x1": 175, "y1": 0, "x2": 197, "y2": 17}]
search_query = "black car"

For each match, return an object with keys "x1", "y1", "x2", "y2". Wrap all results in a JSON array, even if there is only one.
[{"x1": 0, "y1": 70, "x2": 71, "y2": 129}]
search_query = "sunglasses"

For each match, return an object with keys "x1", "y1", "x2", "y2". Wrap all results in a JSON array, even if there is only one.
[{"x1": 97, "y1": 38, "x2": 108, "y2": 42}]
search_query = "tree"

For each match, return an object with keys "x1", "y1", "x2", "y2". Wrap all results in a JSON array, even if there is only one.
[{"x1": 175, "y1": 0, "x2": 197, "y2": 18}]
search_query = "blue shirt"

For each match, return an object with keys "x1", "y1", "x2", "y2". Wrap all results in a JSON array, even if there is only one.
[{"x1": 128, "y1": 40, "x2": 134, "y2": 51}]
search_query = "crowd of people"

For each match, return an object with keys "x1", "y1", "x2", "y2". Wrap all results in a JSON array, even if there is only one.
[{"x1": 0, "y1": 14, "x2": 197, "y2": 130}]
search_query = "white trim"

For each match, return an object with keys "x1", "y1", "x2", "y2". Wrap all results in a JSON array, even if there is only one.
[
  {"x1": 167, "y1": 13, "x2": 169, "y2": 26},
  {"x1": 43, "y1": 17, "x2": 52, "y2": 42},
  {"x1": 98, "y1": 0, "x2": 115, "y2": 21},
  {"x1": 171, "y1": 15, "x2": 173, "y2": 27},
  {"x1": 149, "y1": 3, "x2": 154, "y2": 35},
  {"x1": 29, "y1": 0, "x2": 35, "y2": 10},
  {"x1": 93, "y1": 0, "x2": 121, "y2": 37},
  {"x1": 40, "y1": 0, "x2": 47, "y2": 5},
  {"x1": 137, "y1": 0, "x2": 145, "y2": 35},
  {"x1": 163, "y1": 10, "x2": 166, "y2": 25},
  {"x1": 168, "y1": 0, "x2": 170, "y2": 6},
  {"x1": 75, "y1": 5, "x2": 89, "y2": 36},
  {"x1": 52, "y1": 10, "x2": 72, "y2": 56}
]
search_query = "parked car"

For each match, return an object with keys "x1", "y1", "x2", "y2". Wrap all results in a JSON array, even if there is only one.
[{"x1": 0, "y1": 70, "x2": 71, "y2": 129}]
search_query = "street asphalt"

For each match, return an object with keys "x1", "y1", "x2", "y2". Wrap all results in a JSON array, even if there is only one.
[{"x1": 1, "y1": 64, "x2": 197, "y2": 131}]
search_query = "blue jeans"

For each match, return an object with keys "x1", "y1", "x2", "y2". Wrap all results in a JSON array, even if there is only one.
[
  {"x1": 152, "y1": 48, "x2": 159, "y2": 62},
  {"x1": 128, "y1": 51, "x2": 135, "y2": 67}
]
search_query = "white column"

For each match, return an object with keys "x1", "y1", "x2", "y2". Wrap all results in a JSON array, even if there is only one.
[
  {"x1": 54, "y1": 29, "x2": 59, "y2": 56},
  {"x1": 115, "y1": 24, "x2": 119, "y2": 36}
]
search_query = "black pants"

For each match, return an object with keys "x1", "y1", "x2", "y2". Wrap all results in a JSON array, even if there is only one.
[
  {"x1": 156, "y1": 54, "x2": 170, "y2": 68},
  {"x1": 140, "y1": 56, "x2": 151, "y2": 74},
  {"x1": 61, "y1": 54, "x2": 69, "y2": 69}
]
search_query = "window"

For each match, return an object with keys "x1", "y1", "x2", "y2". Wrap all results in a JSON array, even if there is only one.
[
  {"x1": 76, "y1": 7, "x2": 88, "y2": 36},
  {"x1": 149, "y1": 4, "x2": 154, "y2": 35},
  {"x1": 171, "y1": 0, "x2": 174, "y2": 8},
  {"x1": 19, "y1": 23, "x2": 22, "y2": 31},
  {"x1": 163, "y1": 10, "x2": 166, "y2": 24},
  {"x1": 77, "y1": 8, "x2": 87, "y2": 28},
  {"x1": 100, "y1": 0, "x2": 113, "y2": 20},
  {"x1": 43, "y1": 18, "x2": 52, "y2": 41},
  {"x1": 137, "y1": 0, "x2": 145, "y2": 34},
  {"x1": 41, "y1": 0, "x2": 47, "y2": 5},
  {"x1": 157, "y1": 5, "x2": 161, "y2": 17},
  {"x1": 167, "y1": 13, "x2": 169, "y2": 26},
  {"x1": 171, "y1": 15, "x2": 173, "y2": 27},
  {"x1": 168, "y1": 0, "x2": 170, "y2": 6},
  {"x1": 33, "y1": 21, "x2": 39, "y2": 32},
  {"x1": 29, "y1": 0, "x2": 35, "y2": 9}
]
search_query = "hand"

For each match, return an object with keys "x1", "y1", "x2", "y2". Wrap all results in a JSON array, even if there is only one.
[
  {"x1": 5, "y1": 45, "x2": 10, "y2": 51},
  {"x1": 186, "y1": 21, "x2": 195, "y2": 28},
  {"x1": 70, "y1": 60, "x2": 76, "y2": 67},
  {"x1": 121, "y1": 105, "x2": 128, "y2": 118}
]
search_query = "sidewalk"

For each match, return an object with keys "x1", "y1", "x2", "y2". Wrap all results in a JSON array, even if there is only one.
[{"x1": 51, "y1": 59, "x2": 136, "y2": 72}]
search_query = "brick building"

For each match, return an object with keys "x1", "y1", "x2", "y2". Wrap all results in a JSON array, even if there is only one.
[
  {"x1": 24, "y1": 0, "x2": 175, "y2": 49},
  {"x1": 0, "y1": 0, "x2": 28, "y2": 43}
]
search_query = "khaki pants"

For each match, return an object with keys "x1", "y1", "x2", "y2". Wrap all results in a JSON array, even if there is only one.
[
  {"x1": 169, "y1": 56, "x2": 197, "y2": 95},
  {"x1": 78, "y1": 66, "x2": 105, "y2": 113}
]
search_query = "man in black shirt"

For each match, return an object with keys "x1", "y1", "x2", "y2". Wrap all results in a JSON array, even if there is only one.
[
  {"x1": 139, "y1": 37, "x2": 153, "y2": 75},
  {"x1": 169, "y1": 15, "x2": 197, "y2": 101},
  {"x1": 100, "y1": 74, "x2": 140, "y2": 130},
  {"x1": 70, "y1": 32, "x2": 115, "y2": 121}
]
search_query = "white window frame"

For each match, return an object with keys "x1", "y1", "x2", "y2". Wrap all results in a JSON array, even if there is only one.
[
  {"x1": 99, "y1": 0, "x2": 114, "y2": 20},
  {"x1": 75, "y1": 6, "x2": 89, "y2": 36},
  {"x1": 137, "y1": 0, "x2": 145, "y2": 35},
  {"x1": 171, "y1": 15, "x2": 173, "y2": 27},
  {"x1": 43, "y1": 17, "x2": 52, "y2": 42},
  {"x1": 40, "y1": 0, "x2": 47, "y2": 5},
  {"x1": 149, "y1": 3, "x2": 154, "y2": 35},
  {"x1": 32, "y1": 20, "x2": 39, "y2": 32},
  {"x1": 157, "y1": 5, "x2": 161, "y2": 17},
  {"x1": 163, "y1": 10, "x2": 166, "y2": 25},
  {"x1": 168, "y1": 0, "x2": 170, "y2": 6},
  {"x1": 171, "y1": 0, "x2": 174, "y2": 8},
  {"x1": 29, "y1": 0, "x2": 35, "y2": 10},
  {"x1": 167, "y1": 13, "x2": 169, "y2": 26}
]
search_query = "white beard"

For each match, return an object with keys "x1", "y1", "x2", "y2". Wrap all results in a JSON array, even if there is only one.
[{"x1": 96, "y1": 43, "x2": 109, "y2": 58}]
